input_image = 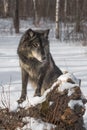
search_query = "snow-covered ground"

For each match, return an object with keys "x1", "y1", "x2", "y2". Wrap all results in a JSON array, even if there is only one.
[{"x1": 0, "y1": 18, "x2": 87, "y2": 129}]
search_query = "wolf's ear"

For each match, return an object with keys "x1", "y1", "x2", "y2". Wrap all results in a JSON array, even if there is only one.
[
  {"x1": 28, "y1": 29, "x2": 34, "y2": 38},
  {"x1": 43, "y1": 29, "x2": 50, "y2": 39}
]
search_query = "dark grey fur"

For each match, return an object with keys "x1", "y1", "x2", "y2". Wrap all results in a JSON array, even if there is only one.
[{"x1": 17, "y1": 28, "x2": 62, "y2": 103}]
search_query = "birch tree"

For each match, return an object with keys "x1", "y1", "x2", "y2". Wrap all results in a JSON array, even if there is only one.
[
  {"x1": 3, "y1": 0, "x2": 9, "y2": 17},
  {"x1": 55, "y1": 0, "x2": 60, "y2": 39},
  {"x1": 33, "y1": 0, "x2": 40, "y2": 26}
]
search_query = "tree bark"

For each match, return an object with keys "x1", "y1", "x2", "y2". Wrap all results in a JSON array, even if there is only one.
[
  {"x1": 55, "y1": 0, "x2": 60, "y2": 39},
  {"x1": 76, "y1": 0, "x2": 81, "y2": 32},
  {"x1": 3, "y1": 0, "x2": 9, "y2": 17},
  {"x1": 33, "y1": 0, "x2": 40, "y2": 26},
  {"x1": 23, "y1": 0, "x2": 27, "y2": 19},
  {"x1": 13, "y1": 0, "x2": 19, "y2": 33},
  {"x1": 64, "y1": 0, "x2": 67, "y2": 24}
]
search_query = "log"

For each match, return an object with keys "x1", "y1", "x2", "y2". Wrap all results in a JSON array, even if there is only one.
[{"x1": 22, "y1": 72, "x2": 87, "y2": 130}]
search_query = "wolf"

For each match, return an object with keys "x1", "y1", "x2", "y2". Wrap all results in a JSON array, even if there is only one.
[{"x1": 17, "y1": 28, "x2": 62, "y2": 103}]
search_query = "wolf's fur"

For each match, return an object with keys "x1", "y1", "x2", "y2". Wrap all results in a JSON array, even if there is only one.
[{"x1": 17, "y1": 28, "x2": 62, "y2": 103}]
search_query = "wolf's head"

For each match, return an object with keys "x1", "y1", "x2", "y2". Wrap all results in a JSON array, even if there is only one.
[{"x1": 19, "y1": 28, "x2": 50, "y2": 62}]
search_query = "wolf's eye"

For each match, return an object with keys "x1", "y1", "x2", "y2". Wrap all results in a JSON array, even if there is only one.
[{"x1": 32, "y1": 43, "x2": 40, "y2": 48}]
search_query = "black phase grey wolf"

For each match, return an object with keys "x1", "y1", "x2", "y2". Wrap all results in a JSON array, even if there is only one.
[{"x1": 17, "y1": 28, "x2": 62, "y2": 103}]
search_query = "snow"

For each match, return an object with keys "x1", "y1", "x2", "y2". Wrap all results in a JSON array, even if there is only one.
[
  {"x1": 68, "y1": 100, "x2": 84, "y2": 109},
  {"x1": 58, "y1": 82, "x2": 75, "y2": 95},
  {"x1": 0, "y1": 18, "x2": 87, "y2": 129},
  {"x1": 8, "y1": 73, "x2": 83, "y2": 112},
  {"x1": 58, "y1": 72, "x2": 80, "y2": 96},
  {"x1": 19, "y1": 117, "x2": 55, "y2": 130},
  {"x1": 19, "y1": 80, "x2": 60, "y2": 108},
  {"x1": 58, "y1": 72, "x2": 80, "y2": 84}
]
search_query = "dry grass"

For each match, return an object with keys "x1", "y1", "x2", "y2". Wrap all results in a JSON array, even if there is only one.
[{"x1": 0, "y1": 108, "x2": 23, "y2": 129}]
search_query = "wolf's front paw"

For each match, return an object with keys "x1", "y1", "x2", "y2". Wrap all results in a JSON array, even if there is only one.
[{"x1": 17, "y1": 96, "x2": 26, "y2": 104}]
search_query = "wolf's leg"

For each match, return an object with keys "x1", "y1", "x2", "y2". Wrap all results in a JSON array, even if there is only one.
[
  {"x1": 34, "y1": 73, "x2": 45, "y2": 97},
  {"x1": 18, "y1": 68, "x2": 28, "y2": 103}
]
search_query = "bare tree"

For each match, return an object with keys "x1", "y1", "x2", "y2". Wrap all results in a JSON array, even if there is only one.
[
  {"x1": 76, "y1": 0, "x2": 81, "y2": 32},
  {"x1": 3, "y1": 0, "x2": 9, "y2": 17},
  {"x1": 13, "y1": 0, "x2": 19, "y2": 33},
  {"x1": 55, "y1": 0, "x2": 60, "y2": 39},
  {"x1": 23, "y1": 0, "x2": 27, "y2": 19},
  {"x1": 64, "y1": 0, "x2": 67, "y2": 24},
  {"x1": 33, "y1": 0, "x2": 40, "y2": 26}
]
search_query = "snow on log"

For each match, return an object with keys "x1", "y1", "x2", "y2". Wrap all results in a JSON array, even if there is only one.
[{"x1": 18, "y1": 72, "x2": 87, "y2": 130}]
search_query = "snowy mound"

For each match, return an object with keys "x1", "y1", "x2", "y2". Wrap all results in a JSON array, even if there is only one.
[
  {"x1": 16, "y1": 72, "x2": 86, "y2": 130},
  {"x1": 0, "y1": 72, "x2": 87, "y2": 130},
  {"x1": 17, "y1": 72, "x2": 83, "y2": 108}
]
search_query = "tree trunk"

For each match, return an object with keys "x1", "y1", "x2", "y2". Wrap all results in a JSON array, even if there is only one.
[
  {"x1": 33, "y1": 0, "x2": 40, "y2": 26},
  {"x1": 76, "y1": 0, "x2": 81, "y2": 32},
  {"x1": 13, "y1": 0, "x2": 19, "y2": 33},
  {"x1": 3, "y1": 0, "x2": 9, "y2": 17},
  {"x1": 23, "y1": 0, "x2": 27, "y2": 19},
  {"x1": 55, "y1": 0, "x2": 60, "y2": 39},
  {"x1": 64, "y1": 0, "x2": 67, "y2": 24}
]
